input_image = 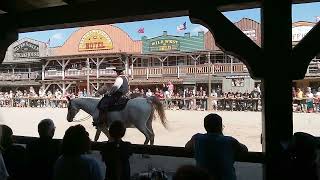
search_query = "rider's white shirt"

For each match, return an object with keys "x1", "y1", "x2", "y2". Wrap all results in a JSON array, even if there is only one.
[{"x1": 113, "y1": 77, "x2": 123, "y2": 89}]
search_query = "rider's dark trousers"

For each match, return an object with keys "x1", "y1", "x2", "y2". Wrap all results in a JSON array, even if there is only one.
[{"x1": 97, "y1": 92, "x2": 122, "y2": 124}]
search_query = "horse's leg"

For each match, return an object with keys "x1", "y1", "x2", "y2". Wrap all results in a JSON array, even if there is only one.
[
  {"x1": 94, "y1": 129, "x2": 101, "y2": 142},
  {"x1": 136, "y1": 125, "x2": 150, "y2": 145},
  {"x1": 146, "y1": 118, "x2": 155, "y2": 145},
  {"x1": 100, "y1": 124, "x2": 110, "y2": 139}
]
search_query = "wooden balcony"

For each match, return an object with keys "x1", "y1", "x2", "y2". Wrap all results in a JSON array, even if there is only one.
[
  {"x1": 132, "y1": 63, "x2": 246, "y2": 79},
  {"x1": 0, "y1": 72, "x2": 40, "y2": 81},
  {"x1": 42, "y1": 63, "x2": 247, "y2": 80}
]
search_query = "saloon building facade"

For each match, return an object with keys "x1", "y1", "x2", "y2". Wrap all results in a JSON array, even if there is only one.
[{"x1": 0, "y1": 18, "x2": 317, "y2": 94}]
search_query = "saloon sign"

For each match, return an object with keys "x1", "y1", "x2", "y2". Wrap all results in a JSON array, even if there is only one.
[
  {"x1": 79, "y1": 29, "x2": 113, "y2": 51},
  {"x1": 13, "y1": 41, "x2": 40, "y2": 58},
  {"x1": 149, "y1": 39, "x2": 180, "y2": 52},
  {"x1": 292, "y1": 26, "x2": 313, "y2": 42}
]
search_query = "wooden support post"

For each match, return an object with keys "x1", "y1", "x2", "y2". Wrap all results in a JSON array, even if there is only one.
[
  {"x1": 62, "y1": 59, "x2": 65, "y2": 80},
  {"x1": 207, "y1": 52, "x2": 212, "y2": 110},
  {"x1": 42, "y1": 60, "x2": 50, "y2": 81},
  {"x1": 86, "y1": 58, "x2": 90, "y2": 95},
  {"x1": 96, "y1": 58, "x2": 100, "y2": 79},
  {"x1": 261, "y1": 1, "x2": 293, "y2": 180},
  {"x1": 62, "y1": 82, "x2": 66, "y2": 95}
]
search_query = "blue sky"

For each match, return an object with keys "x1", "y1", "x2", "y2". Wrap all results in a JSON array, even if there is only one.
[{"x1": 19, "y1": 2, "x2": 320, "y2": 47}]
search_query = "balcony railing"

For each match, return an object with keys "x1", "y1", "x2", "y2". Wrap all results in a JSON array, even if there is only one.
[
  {"x1": 0, "y1": 72, "x2": 40, "y2": 81},
  {"x1": 43, "y1": 63, "x2": 247, "y2": 80}
]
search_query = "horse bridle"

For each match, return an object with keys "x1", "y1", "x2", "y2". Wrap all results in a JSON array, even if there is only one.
[{"x1": 68, "y1": 101, "x2": 91, "y2": 122}]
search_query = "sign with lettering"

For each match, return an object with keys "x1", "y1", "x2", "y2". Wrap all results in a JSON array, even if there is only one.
[
  {"x1": 13, "y1": 41, "x2": 39, "y2": 58},
  {"x1": 242, "y1": 30, "x2": 257, "y2": 40},
  {"x1": 149, "y1": 39, "x2": 180, "y2": 51},
  {"x1": 292, "y1": 26, "x2": 313, "y2": 42},
  {"x1": 79, "y1": 29, "x2": 113, "y2": 51}
]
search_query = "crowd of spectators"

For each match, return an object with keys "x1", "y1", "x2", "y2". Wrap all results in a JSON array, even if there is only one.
[
  {"x1": 129, "y1": 84, "x2": 262, "y2": 111},
  {"x1": 1, "y1": 113, "x2": 318, "y2": 180},
  {"x1": 292, "y1": 86, "x2": 320, "y2": 113}
]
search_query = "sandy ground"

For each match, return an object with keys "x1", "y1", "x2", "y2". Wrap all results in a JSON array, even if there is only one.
[
  {"x1": 1, "y1": 107, "x2": 319, "y2": 152},
  {"x1": 1, "y1": 108, "x2": 319, "y2": 179}
]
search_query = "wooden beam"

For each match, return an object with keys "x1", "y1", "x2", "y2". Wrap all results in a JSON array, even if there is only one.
[{"x1": 189, "y1": 6, "x2": 262, "y2": 78}]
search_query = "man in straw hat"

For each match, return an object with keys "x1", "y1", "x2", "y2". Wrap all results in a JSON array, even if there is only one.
[{"x1": 95, "y1": 65, "x2": 129, "y2": 126}]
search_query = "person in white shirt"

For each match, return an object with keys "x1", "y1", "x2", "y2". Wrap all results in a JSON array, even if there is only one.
[
  {"x1": 211, "y1": 90, "x2": 218, "y2": 111},
  {"x1": 146, "y1": 89, "x2": 153, "y2": 97}
]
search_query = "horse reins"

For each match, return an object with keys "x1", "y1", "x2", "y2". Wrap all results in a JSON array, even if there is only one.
[{"x1": 72, "y1": 115, "x2": 91, "y2": 122}]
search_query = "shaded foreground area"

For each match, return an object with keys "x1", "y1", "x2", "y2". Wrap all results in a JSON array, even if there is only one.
[{"x1": 1, "y1": 108, "x2": 320, "y2": 152}]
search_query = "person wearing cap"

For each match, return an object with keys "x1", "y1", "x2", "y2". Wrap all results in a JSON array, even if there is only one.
[{"x1": 95, "y1": 66, "x2": 129, "y2": 125}]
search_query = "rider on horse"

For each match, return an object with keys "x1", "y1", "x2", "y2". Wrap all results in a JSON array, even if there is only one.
[{"x1": 94, "y1": 66, "x2": 129, "y2": 126}]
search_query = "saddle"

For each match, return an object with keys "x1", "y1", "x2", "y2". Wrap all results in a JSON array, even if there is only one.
[{"x1": 107, "y1": 96, "x2": 130, "y2": 112}]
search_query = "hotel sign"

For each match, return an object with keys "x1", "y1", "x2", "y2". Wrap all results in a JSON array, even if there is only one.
[
  {"x1": 149, "y1": 39, "x2": 180, "y2": 52},
  {"x1": 79, "y1": 29, "x2": 113, "y2": 51},
  {"x1": 13, "y1": 41, "x2": 39, "y2": 58}
]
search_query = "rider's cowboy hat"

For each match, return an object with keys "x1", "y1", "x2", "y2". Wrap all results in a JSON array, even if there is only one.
[{"x1": 113, "y1": 66, "x2": 125, "y2": 72}]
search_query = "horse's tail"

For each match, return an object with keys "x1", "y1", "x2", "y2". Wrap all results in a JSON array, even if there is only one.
[{"x1": 147, "y1": 96, "x2": 167, "y2": 129}]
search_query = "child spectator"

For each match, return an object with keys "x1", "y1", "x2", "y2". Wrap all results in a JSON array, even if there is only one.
[{"x1": 101, "y1": 121, "x2": 132, "y2": 180}]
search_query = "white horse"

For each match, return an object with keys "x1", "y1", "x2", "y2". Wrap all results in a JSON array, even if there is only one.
[{"x1": 66, "y1": 96, "x2": 167, "y2": 145}]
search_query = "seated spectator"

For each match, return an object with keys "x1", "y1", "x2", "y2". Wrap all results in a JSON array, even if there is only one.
[
  {"x1": 173, "y1": 165, "x2": 212, "y2": 180},
  {"x1": 0, "y1": 125, "x2": 26, "y2": 180},
  {"x1": 26, "y1": 119, "x2": 60, "y2": 180},
  {"x1": 185, "y1": 114, "x2": 248, "y2": 180},
  {"x1": 53, "y1": 125, "x2": 103, "y2": 180},
  {"x1": 0, "y1": 150, "x2": 8, "y2": 180},
  {"x1": 286, "y1": 132, "x2": 319, "y2": 180},
  {"x1": 101, "y1": 121, "x2": 132, "y2": 180}
]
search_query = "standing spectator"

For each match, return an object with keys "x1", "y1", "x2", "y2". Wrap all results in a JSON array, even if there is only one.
[
  {"x1": 305, "y1": 87, "x2": 314, "y2": 113},
  {"x1": 146, "y1": 89, "x2": 153, "y2": 97},
  {"x1": 0, "y1": 125, "x2": 26, "y2": 180},
  {"x1": 101, "y1": 121, "x2": 132, "y2": 180},
  {"x1": 154, "y1": 88, "x2": 161, "y2": 99},
  {"x1": 26, "y1": 119, "x2": 60, "y2": 180},
  {"x1": 168, "y1": 81, "x2": 174, "y2": 98},
  {"x1": 292, "y1": 87, "x2": 297, "y2": 98},
  {"x1": 250, "y1": 88, "x2": 260, "y2": 111},
  {"x1": 185, "y1": 114, "x2": 248, "y2": 180},
  {"x1": 53, "y1": 125, "x2": 103, "y2": 180},
  {"x1": 83, "y1": 89, "x2": 88, "y2": 97},
  {"x1": 211, "y1": 90, "x2": 218, "y2": 111},
  {"x1": 315, "y1": 87, "x2": 320, "y2": 112}
]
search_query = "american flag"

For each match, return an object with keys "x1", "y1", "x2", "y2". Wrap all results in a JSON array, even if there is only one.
[
  {"x1": 137, "y1": 27, "x2": 144, "y2": 34},
  {"x1": 177, "y1": 22, "x2": 187, "y2": 32}
]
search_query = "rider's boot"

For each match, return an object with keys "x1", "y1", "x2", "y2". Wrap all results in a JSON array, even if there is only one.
[{"x1": 93, "y1": 110, "x2": 105, "y2": 126}]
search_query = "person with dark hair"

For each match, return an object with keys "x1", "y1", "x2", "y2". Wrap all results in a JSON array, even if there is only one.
[
  {"x1": 101, "y1": 121, "x2": 132, "y2": 180},
  {"x1": 286, "y1": 132, "x2": 319, "y2": 180},
  {"x1": 26, "y1": 119, "x2": 60, "y2": 180},
  {"x1": 53, "y1": 124, "x2": 103, "y2": 180},
  {"x1": 185, "y1": 114, "x2": 248, "y2": 180},
  {"x1": 0, "y1": 125, "x2": 26, "y2": 180},
  {"x1": 173, "y1": 165, "x2": 212, "y2": 180}
]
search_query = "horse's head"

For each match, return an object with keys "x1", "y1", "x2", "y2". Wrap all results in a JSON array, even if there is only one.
[{"x1": 66, "y1": 97, "x2": 80, "y2": 122}]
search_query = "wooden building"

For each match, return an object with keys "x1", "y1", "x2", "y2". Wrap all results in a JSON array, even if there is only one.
[{"x1": 0, "y1": 18, "x2": 318, "y2": 94}]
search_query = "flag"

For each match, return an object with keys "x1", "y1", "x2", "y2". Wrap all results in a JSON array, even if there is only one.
[
  {"x1": 177, "y1": 22, "x2": 187, "y2": 31},
  {"x1": 46, "y1": 38, "x2": 51, "y2": 46},
  {"x1": 137, "y1": 27, "x2": 144, "y2": 34},
  {"x1": 316, "y1": 16, "x2": 320, "y2": 22}
]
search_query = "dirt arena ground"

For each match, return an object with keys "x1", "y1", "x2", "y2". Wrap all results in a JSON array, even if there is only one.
[
  {"x1": 1, "y1": 107, "x2": 320, "y2": 152},
  {"x1": 1, "y1": 108, "x2": 320, "y2": 179}
]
